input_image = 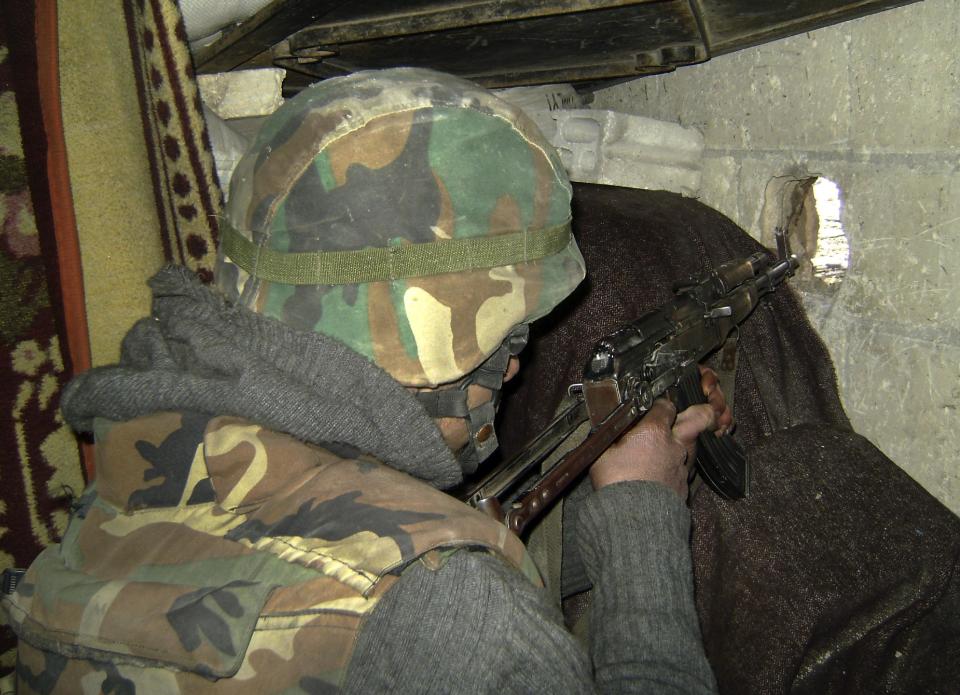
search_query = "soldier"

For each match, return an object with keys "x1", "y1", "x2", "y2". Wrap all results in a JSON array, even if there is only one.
[{"x1": 3, "y1": 68, "x2": 728, "y2": 692}]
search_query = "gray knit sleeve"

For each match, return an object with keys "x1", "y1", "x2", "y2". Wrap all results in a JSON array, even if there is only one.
[
  {"x1": 576, "y1": 480, "x2": 717, "y2": 694},
  {"x1": 345, "y1": 481, "x2": 716, "y2": 693},
  {"x1": 344, "y1": 549, "x2": 594, "y2": 694}
]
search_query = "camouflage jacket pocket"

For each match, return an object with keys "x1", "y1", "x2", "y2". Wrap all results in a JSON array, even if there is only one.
[{"x1": 4, "y1": 546, "x2": 275, "y2": 679}]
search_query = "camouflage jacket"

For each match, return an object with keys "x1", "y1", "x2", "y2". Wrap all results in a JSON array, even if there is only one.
[{"x1": 4, "y1": 411, "x2": 539, "y2": 693}]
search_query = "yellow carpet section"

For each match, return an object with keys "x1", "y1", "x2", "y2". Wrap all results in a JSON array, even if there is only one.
[
  {"x1": 58, "y1": 1, "x2": 166, "y2": 365},
  {"x1": 58, "y1": 0, "x2": 222, "y2": 366}
]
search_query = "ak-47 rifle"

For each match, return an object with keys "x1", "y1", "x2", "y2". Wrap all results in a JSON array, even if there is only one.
[{"x1": 461, "y1": 230, "x2": 799, "y2": 535}]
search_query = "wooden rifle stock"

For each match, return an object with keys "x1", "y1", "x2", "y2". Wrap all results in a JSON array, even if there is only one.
[{"x1": 502, "y1": 401, "x2": 640, "y2": 535}]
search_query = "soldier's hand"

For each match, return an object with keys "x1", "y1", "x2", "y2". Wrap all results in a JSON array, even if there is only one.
[
  {"x1": 588, "y1": 366, "x2": 731, "y2": 498},
  {"x1": 698, "y1": 365, "x2": 734, "y2": 436}
]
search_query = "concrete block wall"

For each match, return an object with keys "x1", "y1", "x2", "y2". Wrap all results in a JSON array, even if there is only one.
[
  {"x1": 547, "y1": 110, "x2": 705, "y2": 196},
  {"x1": 593, "y1": 0, "x2": 960, "y2": 513}
]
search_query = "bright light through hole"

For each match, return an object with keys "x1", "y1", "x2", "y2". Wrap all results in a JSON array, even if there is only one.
[{"x1": 811, "y1": 177, "x2": 849, "y2": 284}]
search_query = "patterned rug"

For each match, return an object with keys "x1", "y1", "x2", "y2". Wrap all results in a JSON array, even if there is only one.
[
  {"x1": 0, "y1": 0, "x2": 222, "y2": 676},
  {"x1": 0, "y1": 6, "x2": 84, "y2": 675}
]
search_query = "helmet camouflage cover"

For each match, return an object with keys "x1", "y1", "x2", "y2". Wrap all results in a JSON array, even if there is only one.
[{"x1": 216, "y1": 68, "x2": 585, "y2": 386}]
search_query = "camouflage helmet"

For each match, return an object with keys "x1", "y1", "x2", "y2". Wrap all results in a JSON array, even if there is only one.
[{"x1": 216, "y1": 68, "x2": 585, "y2": 387}]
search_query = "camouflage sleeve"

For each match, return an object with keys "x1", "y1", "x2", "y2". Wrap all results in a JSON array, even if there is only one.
[
  {"x1": 576, "y1": 481, "x2": 719, "y2": 694},
  {"x1": 345, "y1": 549, "x2": 594, "y2": 693}
]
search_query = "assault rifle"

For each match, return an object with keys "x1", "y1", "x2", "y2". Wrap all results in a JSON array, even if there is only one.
[{"x1": 461, "y1": 230, "x2": 798, "y2": 535}]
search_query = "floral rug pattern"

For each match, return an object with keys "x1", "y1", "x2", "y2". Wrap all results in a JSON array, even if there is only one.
[{"x1": 0, "y1": 39, "x2": 84, "y2": 674}]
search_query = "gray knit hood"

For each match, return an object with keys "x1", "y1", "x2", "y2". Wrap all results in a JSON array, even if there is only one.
[{"x1": 61, "y1": 265, "x2": 462, "y2": 489}]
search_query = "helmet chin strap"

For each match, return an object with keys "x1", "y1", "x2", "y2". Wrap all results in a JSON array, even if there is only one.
[{"x1": 414, "y1": 325, "x2": 529, "y2": 475}]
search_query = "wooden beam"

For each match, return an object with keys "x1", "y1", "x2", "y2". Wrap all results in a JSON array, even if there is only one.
[{"x1": 194, "y1": 0, "x2": 349, "y2": 73}]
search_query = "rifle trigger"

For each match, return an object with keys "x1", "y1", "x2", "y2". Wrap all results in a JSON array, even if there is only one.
[{"x1": 568, "y1": 383, "x2": 583, "y2": 397}]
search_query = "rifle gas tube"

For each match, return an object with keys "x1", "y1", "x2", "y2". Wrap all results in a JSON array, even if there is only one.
[{"x1": 463, "y1": 231, "x2": 799, "y2": 535}]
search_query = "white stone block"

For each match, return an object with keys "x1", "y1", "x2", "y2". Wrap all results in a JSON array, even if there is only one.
[
  {"x1": 493, "y1": 83, "x2": 585, "y2": 139},
  {"x1": 539, "y1": 109, "x2": 705, "y2": 196},
  {"x1": 197, "y1": 68, "x2": 285, "y2": 120},
  {"x1": 201, "y1": 106, "x2": 249, "y2": 200}
]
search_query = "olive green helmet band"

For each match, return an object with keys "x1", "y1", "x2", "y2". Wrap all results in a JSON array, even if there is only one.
[{"x1": 220, "y1": 218, "x2": 572, "y2": 285}]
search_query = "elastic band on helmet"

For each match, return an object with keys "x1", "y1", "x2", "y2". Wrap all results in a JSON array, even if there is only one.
[
  {"x1": 415, "y1": 389, "x2": 471, "y2": 419},
  {"x1": 414, "y1": 325, "x2": 529, "y2": 474}
]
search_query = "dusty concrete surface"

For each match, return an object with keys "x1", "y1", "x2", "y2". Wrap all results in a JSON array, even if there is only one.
[
  {"x1": 544, "y1": 110, "x2": 705, "y2": 195},
  {"x1": 593, "y1": 0, "x2": 960, "y2": 513},
  {"x1": 197, "y1": 68, "x2": 285, "y2": 119}
]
